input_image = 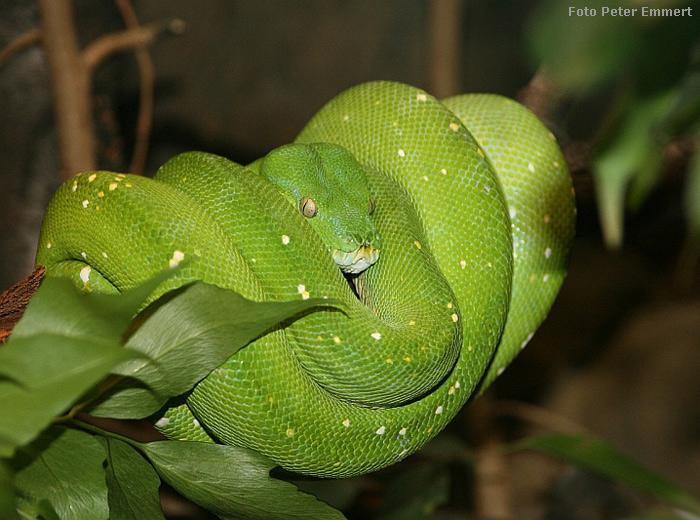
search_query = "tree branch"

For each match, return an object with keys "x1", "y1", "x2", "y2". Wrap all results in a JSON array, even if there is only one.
[
  {"x1": 37, "y1": 0, "x2": 97, "y2": 179},
  {"x1": 427, "y1": 0, "x2": 464, "y2": 99},
  {"x1": 0, "y1": 28, "x2": 42, "y2": 70},
  {"x1": 82, "y1": 18, "x2": 184, "y2": 73},
  {"x1": 83, "y1": 12, "x2": 184, "y2": 175},
  {"x1": 116, "y1": 0, "x2": 154, "y2": 176},
  {"x1": 0, "y1": 267, "x2": 45, "y2": 343}
]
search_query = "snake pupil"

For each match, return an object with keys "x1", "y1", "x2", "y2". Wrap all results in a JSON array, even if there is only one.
[{"x1": 368, "y1": 196, "x2": 375, "y2": 215}]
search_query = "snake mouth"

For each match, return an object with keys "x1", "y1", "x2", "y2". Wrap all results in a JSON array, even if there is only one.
[{"x1": 333, "y1": 244, "x2": 380, "y2": 274}]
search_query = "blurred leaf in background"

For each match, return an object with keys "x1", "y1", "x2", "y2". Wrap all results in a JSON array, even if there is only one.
[
  {"x1": 510, "y1": 433, "x2": 700, "y2": 519},
  {"x1": 528, "y1": 0, "x2": 700, "y2": 249}
]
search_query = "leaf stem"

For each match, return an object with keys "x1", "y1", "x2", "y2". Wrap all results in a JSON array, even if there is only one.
[{"x1": 68, "y1": 418, "x2": 145, "y2": 450}]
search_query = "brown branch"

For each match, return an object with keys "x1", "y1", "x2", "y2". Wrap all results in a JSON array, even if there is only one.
[
  {"x1": 474, "y1": 441, "x2": 514, "y2": 520},
  {"x1": 517, "y1": 67, "x2": 562, "y2": 124},
  {"x1": 117, "y1": 0, "x2": 155, "y2": 175},
  {"x1": 83, "y1": 12, "x2": 184, "y2": 175},
  {"x1": 82, "y1": 18, "x2": 184, "y2": 73},
  {"x1": 494, "y1": 400, "x2": 589, "y2": 434},
  {"x1": 0, "y1": 28, "x2": 42, "y2": 70},
  {"x1": 427, "y1": 0, "x2": 464, "y2": 99},
  {"x1": 0, "y1": 267, "x2": 45, "y2": 343},
  {"x1": 37, "y1": 0, "x2": 97, "y2": 179},
  {"x1": 468, "y1": 392, "x2": 515, "y2": 520}
]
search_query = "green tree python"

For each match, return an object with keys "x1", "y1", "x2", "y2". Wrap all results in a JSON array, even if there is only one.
[{"x1": 36, "y1": 81, "x2": 575, "y2": 477}]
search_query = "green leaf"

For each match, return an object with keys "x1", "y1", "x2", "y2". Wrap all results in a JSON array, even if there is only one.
[
  {"x1": 627, "y1": 513, "x2": 698, "y2": 520},
  {"x1": 96, "y1": 437, "x2": 165, "y2": 520},
  {"x1": 0, "y1": 270, "x2": 180, "y2": 457},
  {"x1": 0, "y1": 461, "x2": 18, "y2": 520},
  {"x1": 90, "y1": 282, "x2": 337, "y2": 419},
  {"x1": 656, "y1": 64, "x2": 700, "y2": 137},
  {"x1": 10, "y1": 270, "x2": 175, "y2": 344},
  {"x1": 0, "y1": 335, "x2": 139, "y2": 458},
  {"x1": 11, "y1": 428, "x2": 109, "y2": 520},
  {"x1": 140, "y1": 440, "x2": 346, "y2": 520},
  {"x1": 509, "y1": 433, "x2": 700, "y2": 516},
  {"x1": 528, "y1": 0, "x2": 640, "y2": 92},
  {"x1": 592, "y1": 89, "x2": 677, "y2": 247},
  {"x1": 685, "y1": 140, "x2": 700, "y2": 238},
  {"x1": 15, "y1": 499, "x2": 60, "y2": 520}
]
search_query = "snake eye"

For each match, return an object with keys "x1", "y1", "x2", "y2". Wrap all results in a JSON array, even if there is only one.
[
  {"x1": 300, "y1": 197, "x2": 318, "y2": 218},
  {"x1": 368, "y1": 196, "x2": 375, "y2": 215}
]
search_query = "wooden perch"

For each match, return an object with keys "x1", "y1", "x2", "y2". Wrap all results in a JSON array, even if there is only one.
[{"x1": 0, "y1": 267, "x2": 45, "y2": 343}]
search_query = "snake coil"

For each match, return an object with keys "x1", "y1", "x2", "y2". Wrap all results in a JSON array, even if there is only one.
[{"x1": 37, "y1": 82, "x2": 575, "y2": 477}]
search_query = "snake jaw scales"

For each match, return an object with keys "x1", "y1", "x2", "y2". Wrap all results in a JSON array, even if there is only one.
[{"x1": 333, "y1": 244, "x2": 380, "y2": 274}]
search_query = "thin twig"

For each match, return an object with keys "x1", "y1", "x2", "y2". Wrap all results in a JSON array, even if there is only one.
[
  {"x1": 82, "y1": 19, "x2": 183, "y2": 73},
  {"x1": 116, "y1": 0, "x2": 154, "y2": 175},
  {"x1": 494, "y1": 400, "x2": 590, "y2": 435},
  {"x1": 0, "y1": 28, "x2": 42, "y2": 70},
  {"x1": 37, "y1": 0, "x2": 97, "y2": 179},
  {"x1": 82, "y1": 13, "x2": 184, "y2": 175}
]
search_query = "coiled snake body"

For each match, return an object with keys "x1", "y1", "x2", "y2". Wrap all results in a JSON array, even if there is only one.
[{"x1": 37, "y1": 82, "x2": 575, "y2": 477}]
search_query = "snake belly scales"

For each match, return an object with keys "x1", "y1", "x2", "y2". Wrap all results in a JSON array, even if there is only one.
[{"x1": 36, "y1": 81, "x2": 575, "y2": 478}]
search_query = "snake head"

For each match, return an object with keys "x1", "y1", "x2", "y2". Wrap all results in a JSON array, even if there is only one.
[{"x1": 260, "y1": 143, "x2": 381, "y2": 274}]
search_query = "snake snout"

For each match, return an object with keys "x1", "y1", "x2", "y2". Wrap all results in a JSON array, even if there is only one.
[{"x1": 333, "y1": 242, "x2": 380, "y2": 274}]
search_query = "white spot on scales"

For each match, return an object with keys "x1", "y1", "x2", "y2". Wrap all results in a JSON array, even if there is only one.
[
  {"x1": 169, "y1": 250, "x2": 185, "y2": 268},
  {"x1": 297, "y1": 284, "x2": 310, "y2": 300},
  {"x1": 79, "y1": 266, "x2": 91, "y2": 284}
]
